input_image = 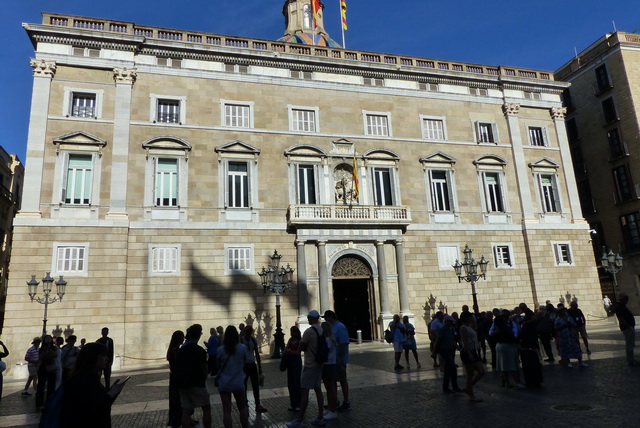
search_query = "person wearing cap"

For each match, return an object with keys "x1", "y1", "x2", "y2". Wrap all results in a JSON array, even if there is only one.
[
  {"x1": 614, "y1": 292, "x2": 638, "y2": 366},
  {"x1": 432, "y1": 315, "x2": 462, "y2": 393},
  {"x1": 287, "y1": 310, "x2": 325, "y2": 428},
  {"x1": 323, "y1": 310, "x2": 351, "y2": 412},
  {"x1": 22, "y1": 337, "x2": 40, "y2": 396}
]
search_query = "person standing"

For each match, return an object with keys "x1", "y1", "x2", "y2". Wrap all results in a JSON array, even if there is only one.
[
  {"x1": 203, "y1": 327, "x2": 220, "y2": 376},
  {"x1": 320, "y1": 322, "x2": 338, "y2": 422},
  {"x1": 166, "y1": 330, "x2": 185, "y2": 428},
  {"x1": 287, "y1": 310, "x2": 325, "y2": 428},
  {"x1": 428, "y1": 313, "x2": 442, "y2": 368},
  {"x1": 96, "y1": 327, "x2": 114, "y2": 389},
  {"x1": 216, "y1": 326, "x2": 249, "y2": 428},
  {"x1": 54, "y1": 336, "x2": 64, "y2": 390},
  {"x1": 432, "y1": 315, "x2": 462, "y2": 394},
  {"x1": 240, "y1": 325, "x2": 267, "y2": 413},
  {"x1": 603, "y1": 295, "x2": 613, "y2": 315},
  {"x1": 568, "y1": 301, "x2": 591, "y2": 354},
  {"x1": 389, "y1": 314, "x2": 406, "y2": 371},
  {"x1": 175, "y1": 324, "x2": 211, "y2": 428},
  {"x1": 459, "y1": 312, "x2": 484, "y2": 401},
  {"x1": 615, "y1": 292, "x2": 638, "y2": 366},
  {"x1": 284, "y1": 326, "x2": 303, "y2": 412},
  {"x1": 402, "y1": 315, "x2": 421, "y2": 369},
  {"x1": 0, "y1": 340, "x2": 9, "y2": 404},
  {"x1": 323, "y1": 310, "x2": 351, "y2": 412},
  {"x1": 22, "y1": 337, "x2": 40, "y2": 396},
  {"x1": 60, "y1": 342, "x2": 126, "y2": 428},
  {"x1": 35, "y1": 335, "x2": 58, "y2": 410},
  {"x1": 61, "y1": 335, "x2": 80, "y2": 382},
  {"x1": 554, "y1": 307, "x2": 588, "y2": 368}
]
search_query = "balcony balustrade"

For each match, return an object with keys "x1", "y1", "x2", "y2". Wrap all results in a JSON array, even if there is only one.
[{"x1": 288, "y1": 204, "x2": 411, "y2": 228}]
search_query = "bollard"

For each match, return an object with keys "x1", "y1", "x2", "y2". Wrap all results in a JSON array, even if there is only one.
[{"x1": 356, "y1": 329, "x2": 362, "y2": 344}]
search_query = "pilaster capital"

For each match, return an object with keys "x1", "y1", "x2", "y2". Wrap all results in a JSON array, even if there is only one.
[
  {"x1": 375, "y1": 240, "x2": 386, "y2": 247},
  {"x1": 113, "y1": 67, "x2": 137, "y2": 84},
  {"x1": 502, "y1": 103, "x2": 520, "y2": 117},
  {"x1": 316, "y1": 240, "x2": 327, "y2": 247},
  {"x1": 30, "y1": 59, "x2": 56, "y2": 78},
  {"x1": 295, "y1": 240, "x2": 306, "y2": 247},
  {"x1": 394, "y1": 239, "x2": 405, "y2": 247},
  {"x1": 550, "y1": 107, "x2": 567, "y2": 120}
]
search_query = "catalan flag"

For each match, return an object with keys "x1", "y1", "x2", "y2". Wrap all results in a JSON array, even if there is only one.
[
  {"x1": 352, "y1": 154, "x2": 359, "y2": 199},
  {"x1": 341, "y1": 0, "x2": 348, "y2": 30},
  {"x1": 312, "y1": 0, "x2": 322, "y2": 29}
]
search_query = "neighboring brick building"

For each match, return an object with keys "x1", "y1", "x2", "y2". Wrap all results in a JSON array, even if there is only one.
[
  {"x1": 556, "y1": 32, "x2": 640, "y2": 310},
  {"x1": 0, "y1": 146, "x2": 23, "y2": 332},
  {"x1": 3, "y1": 1, "x2": 602, "y2": 371}
]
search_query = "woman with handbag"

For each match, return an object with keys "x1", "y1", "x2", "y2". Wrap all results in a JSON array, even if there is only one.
[
  {"x1": 284, "y1": 326, "x2": 302, "y2": 411},
  {"x1": 217, "y1": 326, "x2": 249, "y2": 428}
]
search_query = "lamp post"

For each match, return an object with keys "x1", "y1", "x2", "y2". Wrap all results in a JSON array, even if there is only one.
[
  {"x1": 601, "y1": 248, "x2": 623, "y2": 300},
  {"x1": 258, "y1": 250, "x2": 294, "y2": 358},
  {"x1": 452, "y1": 245, "x2": 489, "y2": 314},
  {"x1": 27, "y1": 272, "x2": 67, "y2": 337}
]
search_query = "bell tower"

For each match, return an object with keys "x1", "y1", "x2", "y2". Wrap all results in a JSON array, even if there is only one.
[{"x1": 282, "y1": 0, "x2": 328, "y2": 39}]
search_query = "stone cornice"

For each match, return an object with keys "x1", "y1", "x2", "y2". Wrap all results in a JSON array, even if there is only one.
[{"x1": 30, "y1": 58, "x2": 56, "y2": 77}]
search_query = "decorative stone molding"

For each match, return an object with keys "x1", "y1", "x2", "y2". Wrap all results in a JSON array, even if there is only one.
[
  {"x1": 550, "y1": 107, "x2": 567, "y2": 120},
  {"x1": 113, "y1": 67, "x2": 137, "y2": 84},
  {"x1": 502, "y1": 103, "x2": 520, "y2": 117},
  {"x1": 30, "y1": 59, "x2": 56, "y2": 77}
]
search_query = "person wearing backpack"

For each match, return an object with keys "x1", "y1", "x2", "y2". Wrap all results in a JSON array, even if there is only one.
[{"x1": 287, "y1": 310, "x2": 326, "y2": 428}]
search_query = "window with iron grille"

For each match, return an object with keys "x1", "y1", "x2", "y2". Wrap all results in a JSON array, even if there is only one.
[
  {"x1": 157, "y1": 99, "x2": 180, "y2": 123},
  {"x1": 608, "y1": 128, "x2": 626, "y2": 159},
  {"x1": 613, "y1": 164, "x2": 634, "y2": 203},
  {"x1": 528, "y1": 126, "x2": 547, "y2": 146},
  {"x1": 71, "y1": 93, "x2": 96, "y2": 118}
]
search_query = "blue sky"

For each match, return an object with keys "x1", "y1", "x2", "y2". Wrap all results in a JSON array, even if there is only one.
[{"x1": 1, "y1": 0, "x2": 639, "y2": 162}]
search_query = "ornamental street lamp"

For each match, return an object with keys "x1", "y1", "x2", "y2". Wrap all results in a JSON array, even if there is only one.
[
  {"x1": 601, "y1": 248, "x2": 623, "y2": 300},
  {"x1": 258, "y1": 250, "x2": 294, "y2": 358},
  {"x1": 27, "y1": 272, "x2": 67, "y2": 337},
  {"x1": 452, "y1": 245, "x2": 489, "y2": 314}
]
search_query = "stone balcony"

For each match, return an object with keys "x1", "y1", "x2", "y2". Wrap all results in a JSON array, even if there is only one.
[{"x1": 287, "y1": 204, "x2": 411, "y2": 229}]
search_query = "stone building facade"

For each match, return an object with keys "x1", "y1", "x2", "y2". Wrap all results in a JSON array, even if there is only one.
[
  {"x1": 3, "y1": 2, "x2": 603, "y2": 371},
  {"x1": 556, "y1": 32, "x2": 640, "y2": 311},
  {"x1": 0, "y1": 146, "x2": 23, "y2": 331}
]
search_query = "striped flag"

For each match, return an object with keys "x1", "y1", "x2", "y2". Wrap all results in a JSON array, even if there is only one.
[
  {"x1": 352, "y1": 154, "x2": 359, "y2": 199},
  {"x1": 312, "y1": 0, "x2": 322, "y2": 28},
  {"x1": 341, "y1": 0, "x2": 348, "y2": 30}
]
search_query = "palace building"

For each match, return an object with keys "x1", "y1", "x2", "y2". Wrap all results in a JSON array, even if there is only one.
[{"x1": 3, "y1": 1, "x2": 603, "y2": 371}]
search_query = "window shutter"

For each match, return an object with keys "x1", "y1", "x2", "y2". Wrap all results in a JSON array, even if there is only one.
[
  {"x1": 313, "y1": 164, "x2": 320, "y2": 204},
  {"x1": 474, "y1": 121, "x2": 480, "y2": 142},
  {"x1": 153, "y1": 157, "x2": 158, "y2": 206},
  {"x1": 61, "y1": 153, "x2": 70, "y2": 203},
  {"x1": 175, "y1": 159, "x2": 180, "y2": 207},
  {"x1": 446, "y1": 170, "x2": 456, "y2": 211},
  {"x1": 246, "y1": 161, "x2": 252, "y2": 208},
  {"x1": 428, "y1": 171, "x2": 437, "y2": 212},
  {"x1": 542, "y1": 127, "x2": 549, "y2": 147},
  {"x1": 491, "y1": 123, "x2": 499, "y2": 143},
  {"x1": 389, "y1": 168, "x2": 397, "y2": 206},
  {"x1": 223, "y1": 161, "x2": 229, "y2": 208}
]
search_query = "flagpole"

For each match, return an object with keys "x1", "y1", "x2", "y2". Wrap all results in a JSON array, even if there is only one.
[{"x1": 340, "y1": 0, "x2": 346, "y2": 49}]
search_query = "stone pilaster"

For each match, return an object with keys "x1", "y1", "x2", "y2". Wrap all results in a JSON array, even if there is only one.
[
  {"x1": 502, "y1": 102, "x2": 535, "y2": 221},
  {"x1": 550, "y1": 107, "x2": 583, "y2": 222},
  {"x1": 395, "y1": 239, "x2": 412, "y2": 318},
  {"x1": 317, "y1": 240, "x2": 329, "y2": 312},
  {"x1": 18, "y1": 59, "x2": 57, "y2": 217},
  {"x1": 296, "y1": 240, "x2": 309, "y2": 320},
  {"x1": 107, "y1": 68, "x2": 137, "y2": 219}
]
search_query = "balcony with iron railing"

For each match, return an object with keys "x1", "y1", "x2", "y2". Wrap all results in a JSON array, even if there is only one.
[
  {"x1": 39, "y1": 13, "x2": 555, "y2": 81},
  {"x1": 288, "y1": 204, "x2": 411, "y2": 228}
]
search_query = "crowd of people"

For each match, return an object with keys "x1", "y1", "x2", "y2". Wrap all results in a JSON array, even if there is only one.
[{"x1": 1, "y1": 294, "x2": 634, "y2": 427}]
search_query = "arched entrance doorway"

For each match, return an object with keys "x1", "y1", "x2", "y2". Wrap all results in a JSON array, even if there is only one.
[{"x1": 331, "y1": 256, "x2": 376, "y2": 341}]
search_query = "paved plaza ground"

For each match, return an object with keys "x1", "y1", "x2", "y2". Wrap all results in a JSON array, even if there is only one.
[{"x1": 1, "y1": 317, "x2": 638, "y2": 427}]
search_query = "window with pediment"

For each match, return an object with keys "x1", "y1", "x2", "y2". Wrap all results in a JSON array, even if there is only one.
[
  {"x1": 363, "y1": 149, "x2": 400, "y2": 206},
  {"x1": 474, "y1": 155, "x2": 509, "y2": 221},
  {"x1": 216, "y1": 141, "x2": 261, "y2": 221}
]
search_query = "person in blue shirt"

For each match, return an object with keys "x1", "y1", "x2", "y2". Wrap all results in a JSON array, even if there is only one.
[
  {"x1": 324, "y1": 310, "x2": 351, "y2": 412},
  {"x1": 203, "y1": 328, "x2": 220, "y2": 375},
  {"x1": 389, "y1": 314, "x2": 407, "y2": 371}
]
